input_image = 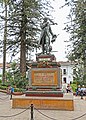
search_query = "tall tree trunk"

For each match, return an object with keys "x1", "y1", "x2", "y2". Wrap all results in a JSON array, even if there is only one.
[
  {"x1": 20, "y1": 1, "x2": 26, "y2": 77},
  {"x1": 20, "y1": 38, "x2": 26, "y2": 77},
  {"x1": 2, "y1": 2, "x2": 7, "y2": 83}
]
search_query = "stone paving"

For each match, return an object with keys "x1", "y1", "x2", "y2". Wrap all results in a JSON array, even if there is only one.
[{"x1": 0, "y1": 92, "x2": 86, "y2": 120}]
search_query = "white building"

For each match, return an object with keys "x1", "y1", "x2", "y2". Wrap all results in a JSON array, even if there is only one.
[{"x1": 59, "y1": 61, "x2": 74, "y2": 84}]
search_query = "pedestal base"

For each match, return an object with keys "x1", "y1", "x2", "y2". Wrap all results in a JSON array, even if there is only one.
[
  {"x1": 12, "y1": 95, "x2": 74, "y2": 110},
  {"x1": 25, "y1": 90, "x2": 63, "y2": 97}
]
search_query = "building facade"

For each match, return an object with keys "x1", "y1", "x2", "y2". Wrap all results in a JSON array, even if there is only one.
[{"x1": 59, "y1": 61, "x2": 74, "y2": 84}]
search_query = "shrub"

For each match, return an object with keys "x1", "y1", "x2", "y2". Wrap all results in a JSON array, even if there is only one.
[
  {"x1": 14, "y1": 88, "x2": 26, "y2": 92},
  {"x1": 0, "y1": 85, "x2": 7, "y2": 90},
  {"x1": 71, "y1": 84, "x2": 77, "y2": 92},
  {"x1": 0, "y1": 80, "x2": 2, "y2": 84}
]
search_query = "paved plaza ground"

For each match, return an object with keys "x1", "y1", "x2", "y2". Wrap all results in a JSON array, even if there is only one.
[{"x1": 0, "y1": 92, "x2": 86, "y2": 120}]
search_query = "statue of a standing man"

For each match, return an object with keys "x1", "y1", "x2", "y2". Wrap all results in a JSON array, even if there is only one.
[{"x1": 39, "y1": 17, "x2": 57, "y2": 54}]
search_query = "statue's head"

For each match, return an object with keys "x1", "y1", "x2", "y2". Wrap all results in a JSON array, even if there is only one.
[{"x1": 43, "y1": 17, "x2": 48, "y2": 22}]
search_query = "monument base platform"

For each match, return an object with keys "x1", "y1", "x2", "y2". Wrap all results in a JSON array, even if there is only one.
[
  {"x1": 25, "y1": 90, "x2": 63, "y2": 97},
  {"x1": 12, "y1": 95, "x2": 74, "y2": 110}
]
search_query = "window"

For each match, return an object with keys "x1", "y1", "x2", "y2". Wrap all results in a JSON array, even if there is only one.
[
  {"x1": 63, "y1": 69, "x2": 66, "y2": 75},
  {"x1": 63, "y1": 77, "x2": 66, "y2": 83}
]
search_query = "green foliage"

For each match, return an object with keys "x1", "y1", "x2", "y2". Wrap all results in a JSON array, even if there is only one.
[
  {"x1": 0, "y1": 80, "x2": 2, "y2": 84},
  {"x1": 14, "y1": 75, "x2": 29, "y2": 89},
  {"x1": 0, "y1": 61, "x2": 28, "y2": 91},
  {"x1": 0, "y1": 85, "x2": 7, "y2": 90},
  {"x1": 64, "y1": 0, "x2": 86, "y2": 84},
  {"x1": 0, "y1": 0, "x2": 55, "y2": 78},
  {"x1": 0, "y1": 0, "x2": 54, "y2": 56},
  {"x1": 5, "y1": 62, "x2": 29, "y2": 89},
  {"x1": 6, "y1": 72, "x2": 29, "y2": 89},
  {"x1": 71, "y1": 83, "x2": 77, "y2": 92},
  {"x1": 72, "y1": 80, "x2": 77, "y2": 84},
  {"x1": 14, "y1": 88, "x2": 26, "y2": 92},
  {"x1": 0, "y1": 74, "x2": 2, "y2": 77}
]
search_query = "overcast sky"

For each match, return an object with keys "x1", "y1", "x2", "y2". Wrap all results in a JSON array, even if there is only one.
[{"x1": 51, "y1": 0, "x2": 70, "y2": 62}]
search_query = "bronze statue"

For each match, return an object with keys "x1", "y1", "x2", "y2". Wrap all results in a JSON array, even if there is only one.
[{"x1": 39, "y1": 17, "x2": 57, "y2": 54}]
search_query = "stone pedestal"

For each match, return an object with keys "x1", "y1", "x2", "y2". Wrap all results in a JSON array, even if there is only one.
[
  {"x1": 12, "y1": 96, "x2": 74, "y2": 110},
  {"x1": 26, "y1": 54, "x2": 63, "y2": 97},
  {"x1": 12, "y1": 54, "x2": 74, "y2": 110}
]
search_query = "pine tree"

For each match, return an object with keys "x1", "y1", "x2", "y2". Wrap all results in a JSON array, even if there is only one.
[
  {"x1": 64, "y1": 0, "x2": 86, "y2": 84},
  {"x1": 0, "y1": 0, "x2": 55, "y2": 78}
]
